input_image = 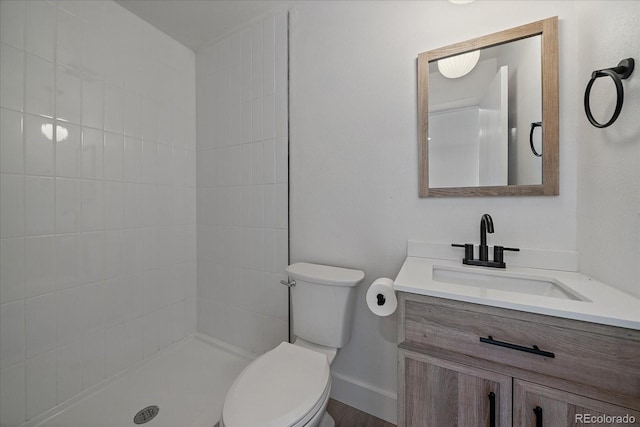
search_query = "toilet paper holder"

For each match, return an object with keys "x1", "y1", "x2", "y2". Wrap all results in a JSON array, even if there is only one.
[{"x1": 366, "y1": 277, "x2": 397, "y2": 317}]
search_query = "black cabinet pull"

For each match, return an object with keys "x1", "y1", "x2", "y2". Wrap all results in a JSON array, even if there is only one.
[
  {"x1": 480, "y1": 336, "x2": 555, "y2": 358},
  {"x1": 533, "y1": 406, "x2": 543, "y2": 427},
  {"x1": 488, "y1": 392, "x2": 496, "y2": 427}
]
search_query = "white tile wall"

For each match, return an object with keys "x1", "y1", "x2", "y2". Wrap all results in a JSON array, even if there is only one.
[
  {"x1": 196, "y1": 13, "x2": 289, "y2": 356},
  {"x1": 0, "y1": 362, "x2": 26, "y2": 427},
  {"x1": 0, "y1": 43, "x2": 25, "y2": 112},
  {"x1": 0, "y1": 1, "x2": 196, "y2": 425}
]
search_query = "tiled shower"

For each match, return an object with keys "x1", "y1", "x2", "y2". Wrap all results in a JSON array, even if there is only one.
[
  {"x1": 195, "y1": 13, "x2": 289, "y2": 357},
  {"x1": 0, "y1": 1, "x2": 203, "y2": 425}
]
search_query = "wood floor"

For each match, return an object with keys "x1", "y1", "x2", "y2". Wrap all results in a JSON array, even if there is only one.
[{"x1": 326, "y1": 398, "x2": 396, "y2": 427}]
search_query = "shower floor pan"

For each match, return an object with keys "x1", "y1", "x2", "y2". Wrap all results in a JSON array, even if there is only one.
[{"x1": 30, "y1": 336, "x2": 250, "y2": 427}]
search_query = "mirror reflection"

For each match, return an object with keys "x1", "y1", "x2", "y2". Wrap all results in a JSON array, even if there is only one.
[
  {"x1": 418, "y1": 16, "x2": 558, "y2": 198},
  {"x1": 428, "y1": 35, "x2": 542, "y2": 188}
]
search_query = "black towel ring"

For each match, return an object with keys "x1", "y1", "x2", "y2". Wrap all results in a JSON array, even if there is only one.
[
  {"x1": 584, "y1": 58, "x2": 634, "y2": 128},
  {"x1": 529, "y1": 122, "x2": 542, "y2": 157}
]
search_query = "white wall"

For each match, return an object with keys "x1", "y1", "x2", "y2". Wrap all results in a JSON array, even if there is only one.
[
  {"x1": 289, "y1": 1, "x2": 579, "y2": 422},
  {"x1": 576, "y1": 1, "x2": 640, "y2": 298},
  {"x1": 195, "y1": 13, "x2": 289, "y2": 356},
  {"x1": 0, "y1": 1, "x2": 196, "y2": 425}
]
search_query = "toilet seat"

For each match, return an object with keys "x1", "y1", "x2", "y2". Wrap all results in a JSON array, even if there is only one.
[{"x1": 221, "y1": 342, "x2": 331, "y2": 427}]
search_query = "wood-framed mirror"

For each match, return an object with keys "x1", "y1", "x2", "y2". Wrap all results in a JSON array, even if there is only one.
[{"x1": 418, "y1": 17, "x2": 559, "y2": 197}]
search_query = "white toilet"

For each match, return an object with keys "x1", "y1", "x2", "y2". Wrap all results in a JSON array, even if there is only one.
[{"x1": 220, "y1": 262, "x2": 365, "y2": 427}]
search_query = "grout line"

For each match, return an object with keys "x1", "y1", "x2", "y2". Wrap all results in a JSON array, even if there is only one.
[
  {"x1": 51, "y1": 5, "x2": 63, "y2": 409},
  {"x1": 21, "y1": 1, "x2": 28, "y2": 422}
]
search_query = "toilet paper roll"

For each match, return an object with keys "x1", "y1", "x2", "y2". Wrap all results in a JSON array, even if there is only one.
[{"x1": 366, "y1": 278, "x2": 397, "y2": 317}]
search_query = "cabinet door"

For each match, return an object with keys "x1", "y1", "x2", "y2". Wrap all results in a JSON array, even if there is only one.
[
  {"x1": 514, "y1": 379, "x2": 640, "y2": 427},
  {"x1": 399, "y1": 350, "x2": 512, "y2": 427}
]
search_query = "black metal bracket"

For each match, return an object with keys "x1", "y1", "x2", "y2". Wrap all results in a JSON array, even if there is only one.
[
  {"x1": 584, "y1": 58, "x2": 635, "y2": 128},
  {"x1": 529, "y1": 122, "x2": 542, "y2": 157},
  {"x1": 480, "y1": 336, "x2": 555, "y2": 358}
]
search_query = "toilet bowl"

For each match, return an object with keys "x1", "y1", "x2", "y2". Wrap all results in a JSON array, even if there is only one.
[
  {"x1": 220, "y1": 262, "x2": 364, "y2": 427},
  {"x1": 220, "y1": 342, "x2": 333, "y2": 427}
]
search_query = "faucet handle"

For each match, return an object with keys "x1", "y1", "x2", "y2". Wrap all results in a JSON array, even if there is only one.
[
  {"x1": 452, "y1": 243, "x2": 475, "y2": 261},
  {"x1": 493, "y1": 246, "x2": 520, "y2": 264}
]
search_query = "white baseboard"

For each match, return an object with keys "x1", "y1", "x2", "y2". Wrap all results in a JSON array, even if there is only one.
[{"x1": 330, "y1": 371, "x2": 397, "y2": 425}]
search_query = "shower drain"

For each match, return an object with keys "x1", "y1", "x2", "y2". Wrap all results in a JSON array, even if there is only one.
[{"x1": 133, "y1": 405, "x2": 159, "y2": 424}]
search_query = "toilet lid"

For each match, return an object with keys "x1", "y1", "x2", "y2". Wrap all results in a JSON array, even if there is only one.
[{"x1": 222, "y1": 342, "x2": 330, "y2": 427}]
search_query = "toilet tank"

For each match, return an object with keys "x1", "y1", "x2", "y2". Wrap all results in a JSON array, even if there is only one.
[{"x1": 286, "y1": 262, "x2": 365, "y2": 348}]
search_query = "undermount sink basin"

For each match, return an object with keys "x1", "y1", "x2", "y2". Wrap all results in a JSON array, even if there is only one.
[{"x1": 432, "y1": 266, "x2": 587, "y2": 301}]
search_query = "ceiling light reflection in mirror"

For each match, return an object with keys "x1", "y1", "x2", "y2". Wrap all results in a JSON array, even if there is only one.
[{"x1": 438, "y1": 50, "x2": 481, "y2": 79}]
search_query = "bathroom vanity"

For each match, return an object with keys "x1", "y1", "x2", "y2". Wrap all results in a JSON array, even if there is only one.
[{"x1": 394, "y1": 255, "x2": 640, "y2": 427}]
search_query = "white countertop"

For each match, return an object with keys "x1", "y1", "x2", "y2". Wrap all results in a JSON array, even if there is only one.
[{"x1": 394, "y1": 256, "x2": 640, "y2": 330}]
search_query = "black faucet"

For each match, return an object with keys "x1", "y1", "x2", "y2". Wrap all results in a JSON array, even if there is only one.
[
  {"x1": 479, "y1": 213, "x2": 494, "y2": 261},
  {"x1": 452, "y1": 214, "x2": 519, "y2": 268}
]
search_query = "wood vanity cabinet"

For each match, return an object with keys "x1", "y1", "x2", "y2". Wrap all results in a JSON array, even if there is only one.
[
  {"x1": 397, "y1": 293, "x2": 640, "y2": 427},
  {"x1": 401, "y1": 349, "x2": 512, "y2": 427},
  {"x1": 513, "y1": 380, "x2": 640, "y2": 426}
]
